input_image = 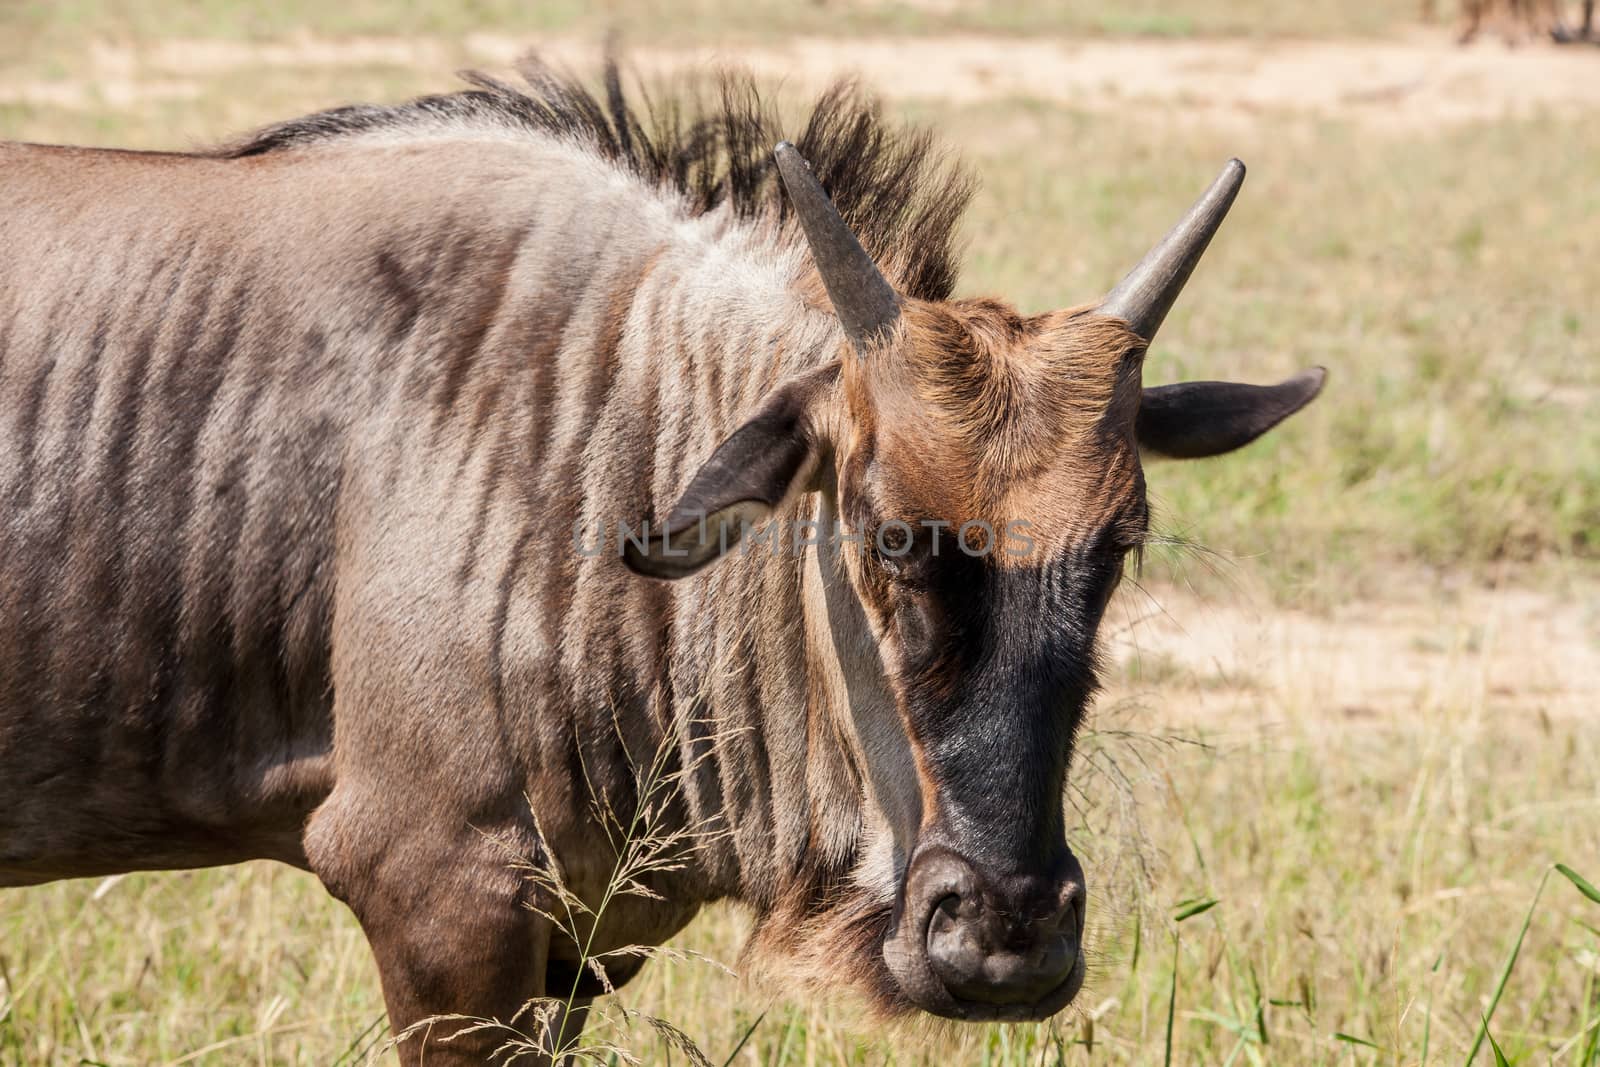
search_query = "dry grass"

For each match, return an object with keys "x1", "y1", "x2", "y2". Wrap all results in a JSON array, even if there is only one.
[
  {"x1": 0, "y1": 0, "x2": 1418, "y2": 81},
  {"x1": 1, "y1": 1, "x2": 1596, "y2": 1064},
  {"x1": 5, "y1": 585, "x2": 1598, "y2": 1064}
]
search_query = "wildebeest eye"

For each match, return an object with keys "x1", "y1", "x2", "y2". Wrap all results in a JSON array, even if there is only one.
[
  {"x1": 1106, "y1": 528, "x2": 1146, "y2": 585},
  {"x1": 1108, "y1": 505, "x2": 1150, "y2": 557},
  {"x1": 868, "y1": 520, "x2": 919, "y2": 578}
]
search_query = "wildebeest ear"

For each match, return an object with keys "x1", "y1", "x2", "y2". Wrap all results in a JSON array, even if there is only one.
[
  {"x1": 623, "y1": 374, "x2": 829, "y2": 580},
  {"x1": 1137, "y1": 367, "x2": 1326, "y2": 460}
]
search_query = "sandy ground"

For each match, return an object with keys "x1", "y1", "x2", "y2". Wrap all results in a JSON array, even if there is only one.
[
  {"x1": 1103, "y1": 573, "x2": 1599, "y2": 726},
  {"x1": 6, "y1": 30, "x2": 1599, "y2": 129}
]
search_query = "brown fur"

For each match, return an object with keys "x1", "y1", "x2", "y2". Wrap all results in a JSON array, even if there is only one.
[{"x1": 846, "y1": 302, "x2": 1147, "y2": 564}]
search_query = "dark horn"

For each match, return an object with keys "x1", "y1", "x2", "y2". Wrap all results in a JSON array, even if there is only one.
[
  {"x1": 1098, "y1": 159, "x2": 1246, "y2": 345},
  {"x1": 774, "y1": 141, "x2": 901, "y2": 352}
]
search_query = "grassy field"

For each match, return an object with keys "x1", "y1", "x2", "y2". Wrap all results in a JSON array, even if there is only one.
[
  {"x1": 1, "y1": 1, "x2": 1597, "y2": 1064},
  {"x1": 0, "y1": 0, "x2": 1418, "y2": 75},
  {"x1": 5, "y1": 592, "x2": 1598, "y2": 1066}
]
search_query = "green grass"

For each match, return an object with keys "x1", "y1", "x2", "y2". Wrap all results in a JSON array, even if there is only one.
[{"x1": 1, "y1": 3, "x2": 1597, "y2": 1064}]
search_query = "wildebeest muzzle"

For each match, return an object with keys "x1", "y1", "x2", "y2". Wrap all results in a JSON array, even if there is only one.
[{"x1": 883, "y1": 843, "x2": 1087, "y2": 1020}]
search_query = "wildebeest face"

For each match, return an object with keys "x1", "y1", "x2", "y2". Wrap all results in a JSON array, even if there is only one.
[
  {"x1": 825, "y1": 300, "x2": 1147, "y2": 1019},
  {"x1": 625, "y1": 146, "x2": 1324, "y2": 1019}
]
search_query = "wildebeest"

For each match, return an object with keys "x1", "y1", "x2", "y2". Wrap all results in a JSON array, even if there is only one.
[
  {"x1": 1447, "y1": 0, "x2": 1596, "y2": 41},
  {"x1": 0, "y1": 59, "x2": 1323, "y2": 1062}
]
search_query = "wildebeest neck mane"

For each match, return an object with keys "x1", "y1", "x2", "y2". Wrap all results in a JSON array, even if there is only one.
[{"x1": 214, "y1": 56, "x2": 974, "y2": 302}]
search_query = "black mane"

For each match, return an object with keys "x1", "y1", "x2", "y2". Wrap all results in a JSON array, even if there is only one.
[{"x1": 217, "y1": 56, "x2": 973, "y2": 302}]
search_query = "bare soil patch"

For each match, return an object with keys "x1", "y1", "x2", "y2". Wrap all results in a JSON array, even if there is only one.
[
  {"x1": 590, "y1": 31, "x2": 1600, "y2": 129},
  {"x1": 1103, "y1": 572, "x2": 1599, "y2": 726},
  {"x1": 11, "y1": 30, "x2": 1596, "y2": 129}
]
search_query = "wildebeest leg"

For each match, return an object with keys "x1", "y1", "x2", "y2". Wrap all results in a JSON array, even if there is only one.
[{"x1": 305, "y1": 795, "x2": 548, "y2": 1066}]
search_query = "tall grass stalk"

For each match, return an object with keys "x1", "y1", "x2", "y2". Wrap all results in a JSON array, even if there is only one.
[
  {"x1": 1464, "y1": 864, "x2": 1600, "y2": 1066},
  {"x1": 392, "y1": 724, "x2": 732, "y2": 1065}
]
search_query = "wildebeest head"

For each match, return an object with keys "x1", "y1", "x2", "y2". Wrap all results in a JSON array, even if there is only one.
[{"x1": 626, "y1": 145, "x2": 1322, "y2": 1020}]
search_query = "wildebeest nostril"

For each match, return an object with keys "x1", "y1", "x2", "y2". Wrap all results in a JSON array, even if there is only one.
[{"x1": 924, "y1": 881, "x2": 1081, "y2": 1007}]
